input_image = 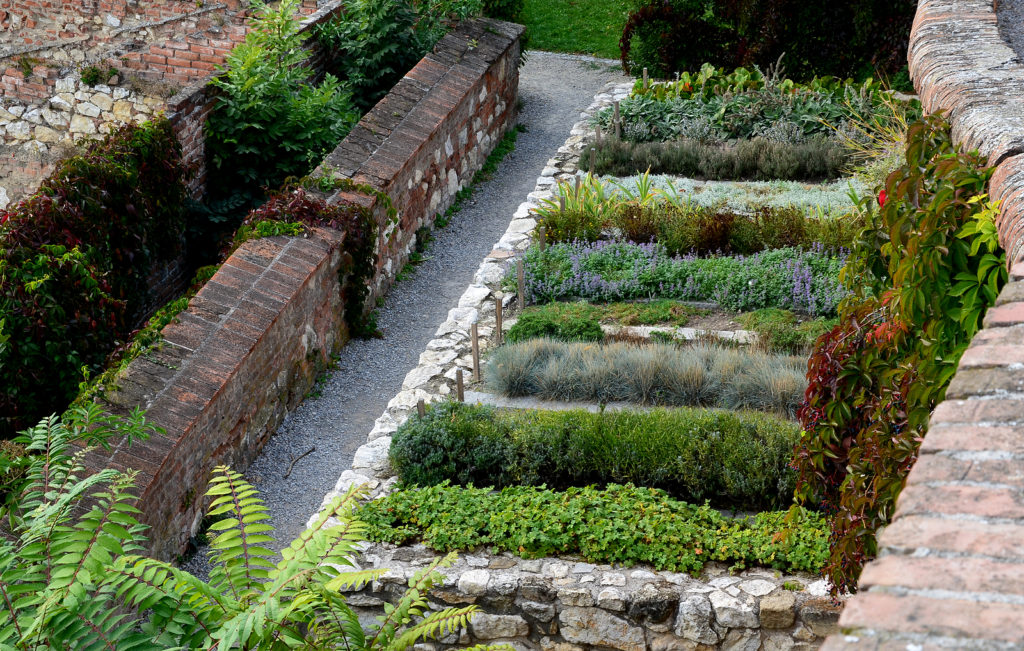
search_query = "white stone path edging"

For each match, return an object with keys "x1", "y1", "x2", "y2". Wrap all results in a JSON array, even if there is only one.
[{"x1": 307, "y1": 80, "x2": 843, "y2": 650}]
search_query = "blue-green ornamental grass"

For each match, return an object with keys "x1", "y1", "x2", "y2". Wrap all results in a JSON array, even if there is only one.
[
  {"x1": 521, "y1": 241, "x2": 847, "y2": 317},
  {"x1": 359, "y1": 483, "x2": 828, "y2": 574}
]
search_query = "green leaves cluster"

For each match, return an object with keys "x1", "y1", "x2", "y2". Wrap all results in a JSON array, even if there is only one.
[
  {"x1": 0, "y1": 407, "x2": 506, "y2": 650},
  {"x1": 361, "y1": 482, "x2": 828, "y2": 574},
  {"x1": 390, "y1": 402, "x2": 800, "y2": 511},
  {"x1": 207, "y1": 0, "x2": 358, "y2": 192},
  {"x1": 793, "y1": 113, "x2": 1007, "y2": 594}
]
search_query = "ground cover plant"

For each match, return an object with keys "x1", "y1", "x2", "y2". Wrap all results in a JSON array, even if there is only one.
[
  {"x1": 506, "y1": 300, "x2": 704, "y2": 343},
  {"x1": 793, "y1": 114, "x2": 1007, "y2": 594},
  {"x1": 487, "y1": 339, "x2": 806, "y2": 416},
  {"x1": 738, "y1": 308, "x2": 836, "y2": 355},
  {"x1": 0, "y1": 119, "x2": 188, "y2": 439},
  {"x1": 0, "y1": 407, "x2": 505, "y2": 650},
  {"x1": 391, "y1": 402, "x2": 798, "y2": 510},
  {"x1": 361, "y1": 483, "x2": 827, "y2": 574},
  {"x1": 520, "y1": 240, "x2": 846, "y2": 316},
  {"x1": 619, "y1": 0, "x2": 915, "y2": 84}
]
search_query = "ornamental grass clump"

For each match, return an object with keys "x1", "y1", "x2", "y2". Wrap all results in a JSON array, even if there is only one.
[
  {"x1": 520, "y1": 241, "x2": 846, "y2": 317},
  {"x1": 485, "y1": 340, "x2": 806, "y2": 416},
  {"x1": 390, "y1": 402, "x2": 800, "y2": 511}
]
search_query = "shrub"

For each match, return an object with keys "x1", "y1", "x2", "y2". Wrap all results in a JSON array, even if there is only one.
[
  {"x1": 207, "y1": 0, "x2": 358, "y2": 193},
  {"x1": 361, "y1": 483, "x2": 827, "y2": 574},
  {"x1": 620, "y1": 0, "x2": 916, "y2": 82},
  {"x1": 391, "y1": 402, "x2": 799, "y2": 510},
  {"x1": 0, "y1": 406, "x2": 502, "y2": 650},
  {"x1": 521, "y1": 241, "x2": 846, "y2": 316},
  {"x1": 507, "y1": 302, "x2": 605, "y2": 343},
  {"x1": 580, "y1": 136, "x2": 851, "y2": 181},
  {"x1": 0, "y1": 119, "x2": 188, "y2": 438},
  {"x1": 483, "y1": 0, "x2": 523, "y2": 20},
  {"x1": 793, "y1": 114, "x2": 1006, "y2": 594},
  {"x1": 486, "y1": 339, "x2": 806, "y2": 415}
]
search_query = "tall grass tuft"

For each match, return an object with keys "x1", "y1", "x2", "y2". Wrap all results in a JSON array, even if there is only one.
[{"x1": 486, "y1": 339, "x2": 806, "y2": 416}]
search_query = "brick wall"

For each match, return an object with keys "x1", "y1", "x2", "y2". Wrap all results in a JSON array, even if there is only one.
[
  {"x1": 315, "y1": 18, "x2": 526, "y2": 302},
  {"x1": 81, "y1": 18, "x2": 524, "y2": 561},
  {"x1": 824, "y1": 1, "x2": 1024, "y2": 648}
]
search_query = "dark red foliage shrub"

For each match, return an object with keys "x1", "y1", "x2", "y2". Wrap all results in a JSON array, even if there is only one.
[{"x1": 0, "y1": 119, "x2": 188, "y2": 437}]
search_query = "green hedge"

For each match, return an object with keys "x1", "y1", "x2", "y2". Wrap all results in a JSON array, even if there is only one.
[
  {"x1": 0, "y1": 119, "x2": 188, "y2": 438},
  {"x1": 390, "y1": 402, "x2": 799, "y2": 510},
  {"x1": 361, "y1": 483, "x2": 827, "y2": 574}
]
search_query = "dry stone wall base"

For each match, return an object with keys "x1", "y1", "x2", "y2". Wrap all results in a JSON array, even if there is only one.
[
  {"x1": 319, "y1": 81, "x2": 842, "y2": 651},
  {"x1": 823, "y1": 1, "x2": 1024, "y2": 649}
]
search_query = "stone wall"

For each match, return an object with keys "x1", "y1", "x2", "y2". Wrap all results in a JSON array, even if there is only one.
[
  {"x1": 315, "y1": 79, "x2": 841, "y2": 651},
  {"x1": 80, "y1": 18, "x2": 525, "y2": 561},
  {"x1": 823, "y1": 1, "x2": 1024, "y2": 649}
]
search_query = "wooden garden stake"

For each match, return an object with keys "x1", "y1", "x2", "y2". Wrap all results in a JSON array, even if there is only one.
[
  {"x1": 589, "y1": 147, "x2": 596, "y2": 174},
  {"x1": 417, "y1": 399, "x2": 425, "y2": 418},
  {"x1": 495, "y1": 292, "x2": 503, "y2": 345},
  {"x1": 456, "y1": 369, "x2": 464, "y2": 402},
  {"x1": 595, "y1": 125, "x2": 602, "y2": 145},
  {"x1": 471, "y1": 322, "x2": 480, "y2": 381},
  {"x1": 575, "y1": 175, "x2": 581, "y2": 192},
  {"x1": 516, "y1": 259, "x2": 525, "y2": 311},
  {"x1": 642, "y1": 67, "x2": 648, "y2": 90},
  {"x1": 538, "y1": 226, "x2": 546, "y2": 251},
  {"x1": 559, "y1": 193, "x2": 565, "y2": 213},
  {"x1": 613, "y1": 101, "x2": 621, "y2": 139}
]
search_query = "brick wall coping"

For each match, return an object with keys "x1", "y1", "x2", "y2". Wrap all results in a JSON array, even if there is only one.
[{"x1": 824, "y1": 1, "x2": 1024, "y2": 648}]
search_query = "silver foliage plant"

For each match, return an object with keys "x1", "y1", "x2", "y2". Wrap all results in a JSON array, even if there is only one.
[{"x1": 0, "y1": 404, "x2": 506, "y2": 651}]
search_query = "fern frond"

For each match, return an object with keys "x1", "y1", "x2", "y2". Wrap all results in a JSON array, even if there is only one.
[
  {"x1": 389, "y1": 605, "x2": 478, "y2": 651},
  {"x1": 367, "y1": 552, "x2": 458, "y2": 649},
  {"x1": 204, "y1": 466, "x2": 276, "y2": 599},
  {"x1": 308, "y1": 587, "x2": 366, "y2": 648}
]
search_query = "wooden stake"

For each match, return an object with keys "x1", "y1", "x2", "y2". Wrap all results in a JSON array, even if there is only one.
[
  {"x1": 595, "y1": 125, "x2": 602, "y2": 145},
  {"x1": 642, "y1": 67, "x2": 648, "y2": 90},
  {"x1": 559, "y1": 193, "x2": 565, "y2": 213},
  {"x1": 495, "y1": 292, "x2": 503, "y2": 345},
  {"x1": 471, "y1": 322, "x2": 480, "y2": 382},
  {"x1": 516, "y1": 259, "x2": 525, "y2": 311},
  {"x1": 575, "y1": 175, "x2": 581, "y2": 192},
  {"x1": 589, "y1": 147, "x2": 596, "y2": 174},
  {"x1": 417, "y1": 399, "x2": 425, "y2": 418},
  {"x1": 613, "y1": 101, "x2": 621, "y2": 140},
  {"x1": 538, "y1": 226, "x2": 546, "y2": 251}
]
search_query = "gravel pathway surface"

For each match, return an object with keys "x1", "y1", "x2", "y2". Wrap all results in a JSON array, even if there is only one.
[
  {"x1": 183, "y1": 51, "x2": 627, "y2": 576},
  {"x1": 997, "y1": 0, "x2": 1024, "y2": 56}
]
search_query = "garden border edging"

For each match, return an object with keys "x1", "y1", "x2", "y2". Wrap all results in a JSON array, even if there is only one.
[
  {"x1": 824, "y1": 1, "x2": 1024, "y2": 648},
  {"x1": 317, "y1": 80, "x2": 843, "y2": 651}
]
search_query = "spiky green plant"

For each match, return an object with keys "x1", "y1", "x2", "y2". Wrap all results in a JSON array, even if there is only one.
[{"x1": 0, "y1": 406, "x2": 508, "y2": 650}]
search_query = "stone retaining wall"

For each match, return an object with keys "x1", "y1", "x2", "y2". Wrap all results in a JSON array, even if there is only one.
[
  {"x1": 823, "y1": 1, "x2": 1024, "y2": 648},
  {"x1": 317, "y1": 79, "x2": 842, "y2": 651},
  {"x1": 80, "y1": 18, "x2": 524, "y2": 562}
]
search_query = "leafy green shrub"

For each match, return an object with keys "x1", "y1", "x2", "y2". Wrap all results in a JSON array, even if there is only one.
[
  {"x1": 208, "y1": 0, "x2": 358, "y2": 193},
  {"x1": 79, "y1": 63, "x2": 117, "y2": 87},
  {"x1": 391, "y1": 402, "x2": 799, "y2": 510},
  {"x1": 507, "y1": 303, "x2": 605, "y2": 343},
  {"x1": 620, "y1": 0, "x2": 915, "y2": 82},
  {"x1": 0, "y1": 119, "x2": 188, "y2": 438},
  {"x1": 486, "y1": 339, "x2": 806, "y2": 415},
  {"x1": 794, "y1": 114, "x2": 1006, "y2": 594},
  {"x1": 580, "y1": 136, "x2": 851, "y2": 181},
  {"x1": 483, "y1": 0, "x2": 524, "y2": 20},
  {"x1": 522, "y1": 241, "x2": 846, "y2": 316},
  {"x1": 739, "y1": 308, "x2": 836, "y2": 354},
  {"x1": 0, "y1": 406, "x2": 503, "y2": 650},
  {"x1": 361, "y1": 483, "x2": 827, "y2": 573}
]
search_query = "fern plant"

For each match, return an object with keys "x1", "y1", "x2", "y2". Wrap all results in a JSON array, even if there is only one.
[{"x1": 0, "y1": 407, "x2": 509, "y2": 650}]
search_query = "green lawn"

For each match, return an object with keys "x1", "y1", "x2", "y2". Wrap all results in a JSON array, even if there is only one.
[{"x1": 522, "y1": 0, "x2": 632, "y2": 59}]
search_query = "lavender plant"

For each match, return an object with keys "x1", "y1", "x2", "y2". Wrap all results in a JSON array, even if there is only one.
[{"x1": 519, "y1": 242, "x2": 847, "y2": 317}]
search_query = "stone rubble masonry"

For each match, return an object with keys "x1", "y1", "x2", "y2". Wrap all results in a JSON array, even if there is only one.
[
  {"x1": 823, "y1": 0, "x2": 1024, "y2": 649},
  {"x1": 0, "y1": 0, "x2": 328, "y2": 206},
  {"x1": 78, "y1": 19, "x2": 524, "y2": 562},
  {"x1": 314, "y1": 80, "x2": 842, "y2": 650}
]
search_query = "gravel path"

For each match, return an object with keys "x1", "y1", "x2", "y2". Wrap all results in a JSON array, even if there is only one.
[
  {"x1": 997, "y1": 0, "x2": 1024, "y2": 56},
  {"x1": 183, "y1": 51, "x2": 627, "y2": 576}
]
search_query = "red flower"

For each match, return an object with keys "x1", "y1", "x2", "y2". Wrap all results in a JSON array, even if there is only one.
[{"x1": 878, "y1": 190, "x2": 887, "y2": 207}]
